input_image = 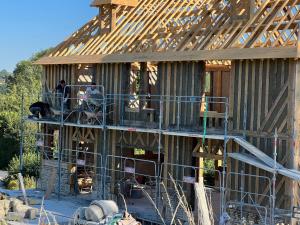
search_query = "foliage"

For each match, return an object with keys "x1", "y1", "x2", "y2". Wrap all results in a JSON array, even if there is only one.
[
  {"x1": 7, "y1": 151, "x2": 40, "y2": 178},
  {"x1": 0, "y1": 49, "x2": 50, "y2": 169},
  {"x1": 4, "y1": 175, "x2": 36, "y2": 190},
  {"x1": 0, "y1": 69, "x2": 11, "y2": 94},
  {"x1": 6, "y1": 179, "x2": 19, "y2": 190},
  {"x1": 134, "y1": 148, "x2": 146, "y2": 156},
  {"x1": 0, "y1": 69, "x2": 11, "y2": 80},
  {"x1": 4, "y1": 150, "x2": 39, "y2": 189},
  {"x1": 204, "y1": 159, "x2": 216, "y2": 186}
]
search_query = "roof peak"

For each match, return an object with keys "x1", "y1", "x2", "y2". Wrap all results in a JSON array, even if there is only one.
[{"x1": 91, "y1": 0, "x2": 138, "y2": 8}]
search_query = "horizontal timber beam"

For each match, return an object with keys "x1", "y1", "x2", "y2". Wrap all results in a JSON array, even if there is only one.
[
  {"x1": 91, "y1": 0, "x2": 138, "y2": 7},
  {"x1": 35, "y1": 46, "x2": 298, "y2": 65}
]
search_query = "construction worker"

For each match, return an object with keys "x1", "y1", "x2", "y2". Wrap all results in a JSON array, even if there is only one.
[
  {"x1": 55, "y1": 80, "x2": 71, "y2": 110},
  {"x1": 29, "y1": 101, "x2": 51, "y2": 119}
]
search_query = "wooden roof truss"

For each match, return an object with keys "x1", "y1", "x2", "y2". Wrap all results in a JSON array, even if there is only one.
[{"x1": 40, "y1": 0, "x2": 300, "y2": 64}]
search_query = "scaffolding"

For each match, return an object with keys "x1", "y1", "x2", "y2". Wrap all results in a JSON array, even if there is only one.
[{"x1": 20, "y1": 85, "x2": 300, "y2": 224}]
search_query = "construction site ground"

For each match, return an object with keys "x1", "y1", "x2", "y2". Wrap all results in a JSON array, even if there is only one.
[{"x1": 0, "y1": 187, "x2": 90, "y2": 225}]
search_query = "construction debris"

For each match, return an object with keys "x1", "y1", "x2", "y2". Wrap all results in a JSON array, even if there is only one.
[{"x1": 0, "y1": 190, "x2": 39, "y2": 223}]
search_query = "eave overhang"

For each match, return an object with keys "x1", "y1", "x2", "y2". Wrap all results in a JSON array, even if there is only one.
[{"x1": 35, "y1": 46, "x2": 298, "y2": 65}]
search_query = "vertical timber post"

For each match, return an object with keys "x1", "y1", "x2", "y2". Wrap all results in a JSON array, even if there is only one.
[{"x1": 290, "y1": 57, "x2": 300, "y2": 225}]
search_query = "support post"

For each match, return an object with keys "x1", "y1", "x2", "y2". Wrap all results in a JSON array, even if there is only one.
[
  {"x1": 58, "y1": 92, "x2": 65, "y2": 200},
  {"x1": 240, "y1": 100, "x2": 247, "y2": 220},
  {"x1": 19, "y1": 94, "x2": 25, "y2": 173},
  {"x1": 156, "y1": 99, "x2": 163, "y2": 206},
  {"x1": 272, "y1": 128, "x2": 278, "y2": 225},
  {"x1": 177, "y1": 96, "x2": 180, "y2": 130},
  {"x1": 102, "y1": 96, "x2": 108, "y2": 199},
  {"x1": 221, "y1": 98, "x2": 229, "y2": 218}
]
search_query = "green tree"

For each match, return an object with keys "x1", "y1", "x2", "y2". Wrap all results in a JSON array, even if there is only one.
[
  {"x1": 0, "y1": 49, "x2": 51, "y2": 169},
  {"x1": 0, "y1": 69, "x2": 12, "y2": 94}
]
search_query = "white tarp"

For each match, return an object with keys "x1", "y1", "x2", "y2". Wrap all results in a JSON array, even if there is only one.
[
  {"x1": 228, "y1": 153, "x2": 275, "y2": 173},
  {"x1": 233, "y1": 137, "x2": 284, "y2": 169},
  {"x1": 228, "y1": 152, "x2": 300, "y2": 181}
]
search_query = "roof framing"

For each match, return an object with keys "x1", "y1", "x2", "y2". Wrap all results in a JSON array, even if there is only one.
[{"x1": 37, "y1": 0, "x2": 300, "y2": 65}]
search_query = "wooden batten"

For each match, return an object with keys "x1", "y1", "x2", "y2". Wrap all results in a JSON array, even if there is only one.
[
  {"x1": 40, "y1": 0, "x2": 300, "y2": 62},
  {"x1": 230, "y1": 0, "x2": 255, "y2": 21}
]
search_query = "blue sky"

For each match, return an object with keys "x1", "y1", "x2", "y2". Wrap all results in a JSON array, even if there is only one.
[{"x1": 0, "y1": 1, "x2": 97, "y2": 72}]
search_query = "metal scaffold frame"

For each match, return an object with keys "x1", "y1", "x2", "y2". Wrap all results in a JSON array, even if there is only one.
[
  {"x1": 20, "y1": 85, "x2": 298, "y2": 224},
  {"x1": 20, "y1": 86, "x2": 231, "y2": 223}
]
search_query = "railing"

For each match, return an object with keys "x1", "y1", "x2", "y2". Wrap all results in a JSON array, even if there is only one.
[
  {"x1": 42, "y1": 147, "x2": 104, "y2": 195},
  {"x1": 26, "y1": 85, "x2": 106, "y2": 126},
  {"x1": 160, "y1": 163, "x2": 222, "y2": 223},
  {"x1": 26, "y1": 92, "x2": 63, "y2": 123},
  {"x1": 104, "y1": 155, "x2": 158, "y2": 199},
  {"x1": 106, "y1": 94, "x2": 161, "y2": 129},
  {"x1": 25, "y1": 90, "x2": 229, "y2": 134},
  {"x1": 34, "y1": 133, "x2": 59, "y2": 160},
  {"x1": 225, "y1": 172, "x2": 272, "y2": 225},
  {"x1": 106, "y1": 94, "x2": 228, "y2": 133},
  {"x1": 63, "y1": 85, "x2": 105, "y2": 126}
]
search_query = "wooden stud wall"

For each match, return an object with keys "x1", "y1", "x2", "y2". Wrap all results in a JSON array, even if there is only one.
[
  {"x1": 157, "y1": 61, "x2": 205, "y2": 128},
  {"x1": 229, "y1": 59, "x2": 295, "y2": 209},
  {"x1": 95, "y1": 63, "x2": 129, "y2": 94},
  {"x1": 43, "y1": 65, "x2": 74, "y2": 91},
  {"x1": 41, "y1": 62, "x2": 232, "y2": 204}
]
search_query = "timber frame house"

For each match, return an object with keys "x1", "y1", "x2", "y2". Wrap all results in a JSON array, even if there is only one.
[{"x1": 22, "y1": 0, "x2": 300, "y2": 224}]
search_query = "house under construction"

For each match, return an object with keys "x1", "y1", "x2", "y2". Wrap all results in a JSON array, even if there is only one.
[{"x1": 22, "y1": 0, "x2": 300, "y2": 224}]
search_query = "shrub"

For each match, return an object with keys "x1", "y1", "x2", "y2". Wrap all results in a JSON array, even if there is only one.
[
  {"x1": 4, "y1": 175, "x2": 36, "y2": 190},
  {"x1": 7, "y1": 151, "x2": 40, "y2": 178},
  {"x1": 204, "y1": 159, "x2": 216, "y2": 186},
  {"x1": 23, "y1": 176, "x2": 36, "y2": 189},
  {"x1": 7, "y1": 179, "x2": 18, "y2": 190}
]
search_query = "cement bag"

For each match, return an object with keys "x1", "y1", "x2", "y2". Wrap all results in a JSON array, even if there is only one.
[
  {"x1": 91, "y1": 200, "x2": 118, "y2": 217},
  {"x1": 85, "y1": 205, "x2": 105, "y2": 222}
]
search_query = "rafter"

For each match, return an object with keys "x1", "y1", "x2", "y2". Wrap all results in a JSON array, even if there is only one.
[{"x1": 37, "y1": 0, "x2": 300, "y2": 64}]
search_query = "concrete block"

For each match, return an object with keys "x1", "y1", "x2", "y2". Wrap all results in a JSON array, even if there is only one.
[
  {"x1": 0, "y1": 194, "x2": 6, "y2": 201},
  {"x1": 6, "y1": 212, "x2": 23, "y2": 222},
  {"x1": 9, "y1": 199, "x2": 23, "y2": 212},
  {"x1": 0, "y1": 219, "x2": 7, "y2": 225},
  {"x1": 25, "y1": 208, "x2": 37, "y2": 220},
  {"x1": 0, "y1": 200, "x2": 10, "y2": 210},
  {"x1": 18, "y1": 197, "x2": 41, "y2": 206}
]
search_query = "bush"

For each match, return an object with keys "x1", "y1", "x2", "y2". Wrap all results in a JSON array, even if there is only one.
[
  {"x1": 7, "y1": 179, "x2": 18, "y2": 190},
  {"x1": 204, "y1": 159, "x2": 216, "y2": 186},
  {"x1": 7, "y1": 151, "x2": 40, "y2": 178},
  {"x1": 23, "y1": 176, "x2": 36, "y2": 189},
  {"x1": 4, "y1": 175, "x2": 36, "y2": 190}
]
